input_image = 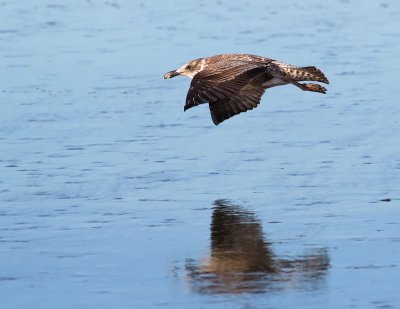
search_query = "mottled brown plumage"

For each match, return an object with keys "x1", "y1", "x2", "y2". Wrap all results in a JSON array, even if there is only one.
[{"x1": 164, "y1": 54, "x2": 329, "y2": 125}]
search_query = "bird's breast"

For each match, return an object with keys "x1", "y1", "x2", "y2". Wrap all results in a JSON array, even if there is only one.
[{"x1": 262, "y1": 77, "x2": 288, "y2": 88}]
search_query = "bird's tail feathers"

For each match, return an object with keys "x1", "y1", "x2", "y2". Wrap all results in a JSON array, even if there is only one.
[
  {"x1": 297, "y1": 66, "x2": 329, "y2": 84},
  {"x1": 278, "y1": 66, "x2": 329, "y2": 84}
]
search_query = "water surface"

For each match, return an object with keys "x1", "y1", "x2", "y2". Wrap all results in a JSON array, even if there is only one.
[{"x1": 1, "y1": 1, "x2": 400, "y2": 308}]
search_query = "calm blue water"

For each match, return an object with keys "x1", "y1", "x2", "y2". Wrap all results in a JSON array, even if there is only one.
[{"x1": 1, "y1": 1, "x2": 400, "y2": 308}]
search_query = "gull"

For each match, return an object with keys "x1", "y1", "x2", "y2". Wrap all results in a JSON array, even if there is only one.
[{"x1": 164, "y1": 54, "x2": 329, "y2": 125}]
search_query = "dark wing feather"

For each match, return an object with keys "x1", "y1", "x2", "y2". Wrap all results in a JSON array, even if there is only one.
[
  {"x1": 209, "y1": 82, "x2": 266, "y2": 125},
  {"x1": 184, "y1": 61, "x2": 259, "y2": 111},
  {"x1": 185, "y1": 61, "x2": 272, "y2": 125}
]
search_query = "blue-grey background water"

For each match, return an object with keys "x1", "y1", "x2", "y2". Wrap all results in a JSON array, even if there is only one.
[{"x1": 1, "y1": 1, "x2": 399, "y2": 308}]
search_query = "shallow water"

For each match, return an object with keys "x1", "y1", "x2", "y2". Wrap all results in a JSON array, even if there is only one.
[{"x1": 1, "y1": 0, "x2": 400, "y2": 308}]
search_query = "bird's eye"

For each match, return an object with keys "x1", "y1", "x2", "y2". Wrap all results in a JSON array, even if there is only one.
[{"x1": 186, "y1": 65, "x2": 192, "y2": 69}]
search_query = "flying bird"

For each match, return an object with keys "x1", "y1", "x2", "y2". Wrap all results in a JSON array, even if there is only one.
[{"x1": 164, "y1": 54, "x2": 329, "y2": 125}]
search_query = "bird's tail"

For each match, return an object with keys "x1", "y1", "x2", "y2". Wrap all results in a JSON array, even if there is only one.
[
  {"x1": 300, "y1": 66, "x2": 329, "y2": 83},
  {"x1": 279, "y1": 66, "x2": 329, "y2": 84},
  {"x1": 298, "y1": 66, "x2": 329, "y2": 84}
]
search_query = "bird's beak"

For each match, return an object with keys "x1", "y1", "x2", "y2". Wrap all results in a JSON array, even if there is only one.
[{"x1": 164, "y1": 70, "x2": 180, "y2": 79}]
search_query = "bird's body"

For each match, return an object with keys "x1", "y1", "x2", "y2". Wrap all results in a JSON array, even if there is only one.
[{"x1": 164, "y1": 54, "x2": 329, "y2": 125}]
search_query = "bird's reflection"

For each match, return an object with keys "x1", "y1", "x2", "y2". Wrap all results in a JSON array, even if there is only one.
[{"x1": 186, "y1": 199, "x2": 330, "y2": 294}]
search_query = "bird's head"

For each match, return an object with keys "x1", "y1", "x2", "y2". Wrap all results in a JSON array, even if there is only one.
[{"x1": 164, "y1": 58, "x2": 204, "y2": 79}]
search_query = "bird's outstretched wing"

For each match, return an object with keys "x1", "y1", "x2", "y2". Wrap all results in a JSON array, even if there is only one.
[{"x1": 184, "y1": 61, "x2": 273, "y2": 125}]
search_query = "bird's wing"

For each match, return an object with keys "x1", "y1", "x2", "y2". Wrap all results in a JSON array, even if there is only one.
[{"x1": 184, "y1": 61, "x2": 271, "y2": 125}]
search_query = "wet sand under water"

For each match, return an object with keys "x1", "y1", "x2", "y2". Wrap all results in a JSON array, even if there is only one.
[{"x1": 0, "y1": 1, "x2": 400, "y2": 308}]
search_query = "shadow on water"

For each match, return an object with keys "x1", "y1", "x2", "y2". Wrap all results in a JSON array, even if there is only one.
[{"x1": 186, "y1": 199, "x2": 330, "y2": 295}]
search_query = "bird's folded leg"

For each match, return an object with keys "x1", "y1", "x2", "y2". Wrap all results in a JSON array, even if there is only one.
[{"x1": 290, "y1": 80, "x2": 327, "y2": 94}]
